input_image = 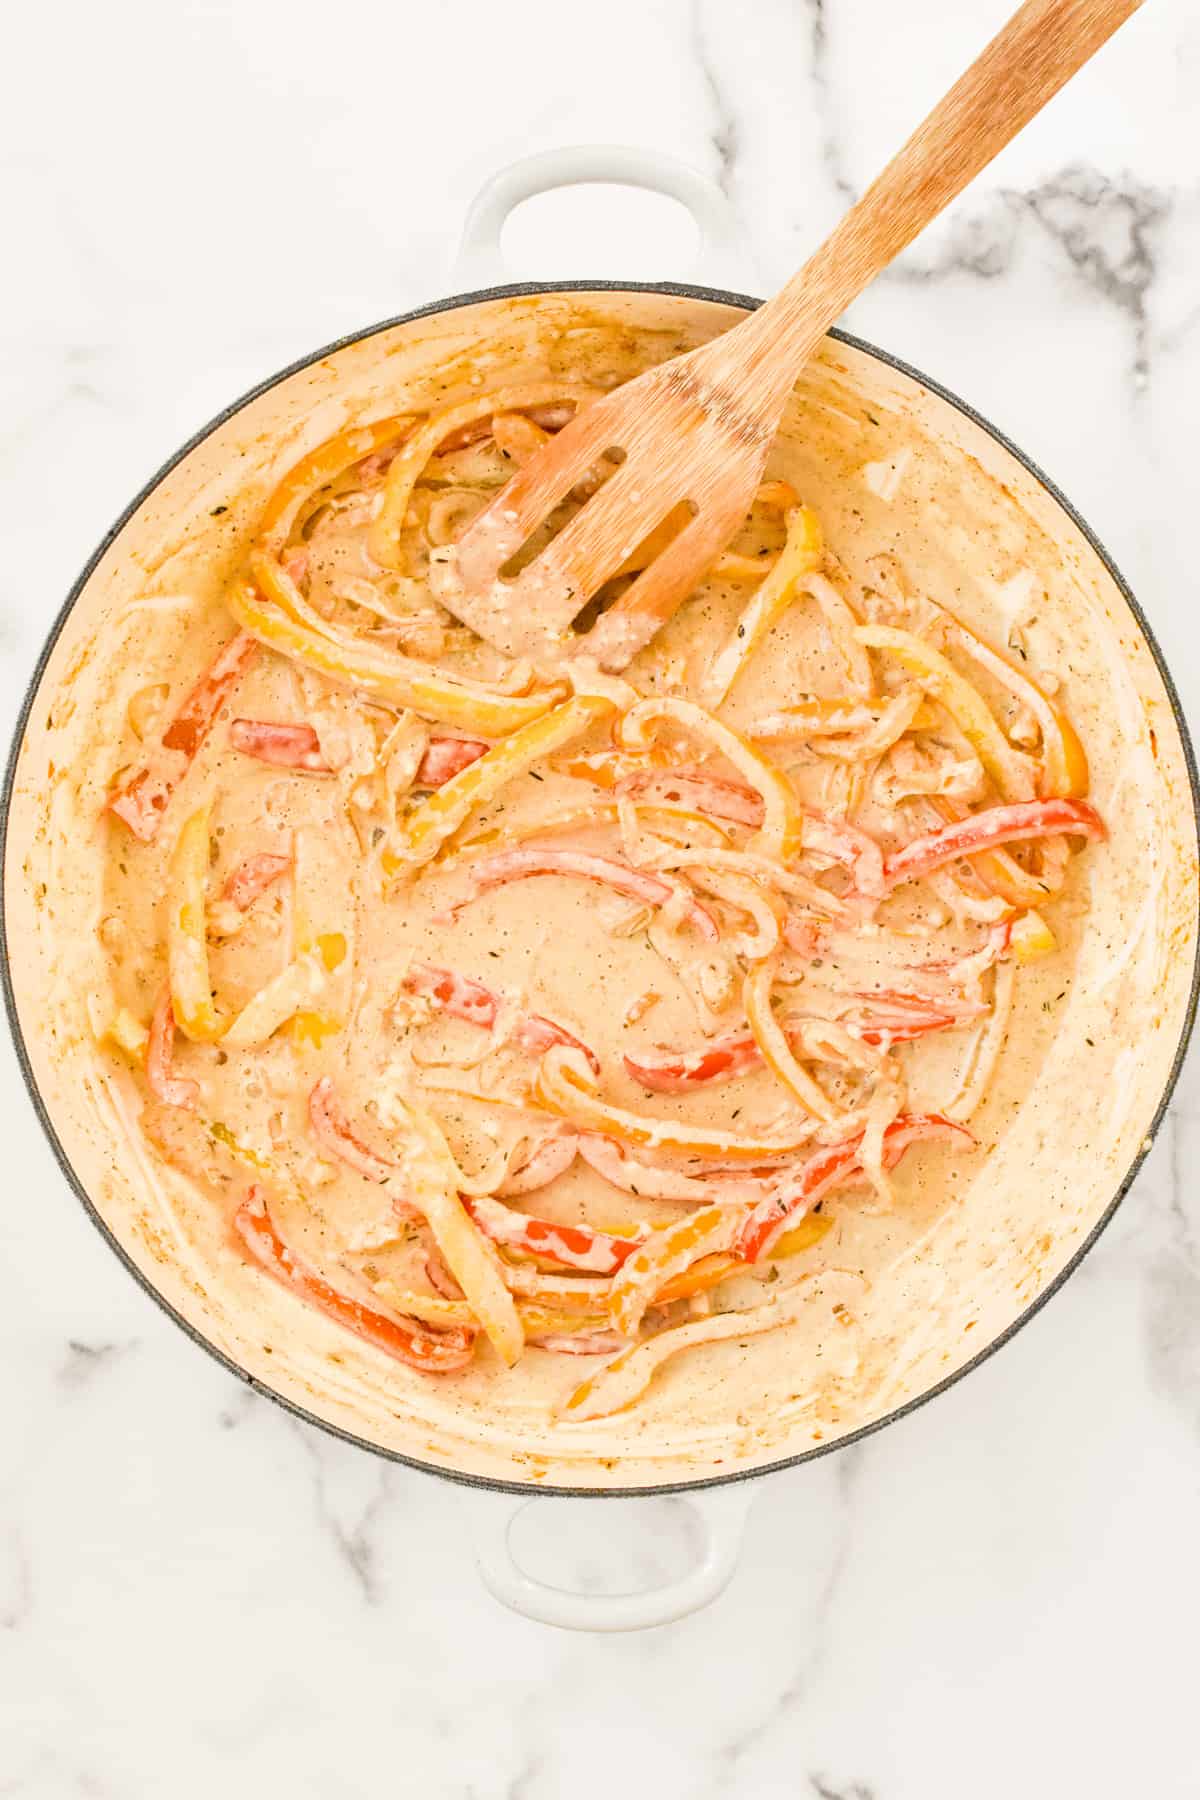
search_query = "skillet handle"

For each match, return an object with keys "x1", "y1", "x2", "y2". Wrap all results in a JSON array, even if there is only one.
[
  {"x1": 468, "y1": 1483, "x2": 753, "y2": 1632},
  {"x1": 450, "y1": 145, "x2": 757, "y2": 292}
]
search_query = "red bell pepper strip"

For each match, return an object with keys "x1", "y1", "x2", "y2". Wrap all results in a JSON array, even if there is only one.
[
  {"x1": 222, "y1": 853, "x2": 292, "y2": 913},
  {"x1": 402, "y1": 963, "x2": 600, "y2": 1074},
  {"x1": 463, "y1": 1194, "x2": 643, "y2": 1275},
  {"x1": 615, "y1": 767, "x2": 764, "y2": 828},
  {"x1": 737, "y1": 1113, "x2": 974, "y2": 1262},
  {"x1": 145, "y1": 983, "x2": 198, "y2": 1109},
  {"x1": 464, "y1": 848, "x2": 719, "y2": 941},
  {"x1": 883, "y1": 799, "x2": 1105, "y2": 891},
  {"x1": 308, "y1": 1076, "x2": 394, "y2": 1183},
  {"x1": 497, "y1": 1133, "x2": 580, "y2": 1194},
  {"x1": 108, "y1": 632, "x2": 257, "y2": 841},
  {"x1": 233, "y1": 1187, "x2": 476, "y2": 1372},
  {"x1": 229, "y1": 719, "x2": 330, "y2": 772},
  {"x1": 624, "y1": 1002, "x2": 959, "y2": 1093},
  {"x1": 416, "y1": 735, "x2": 489, "y2": 788}
]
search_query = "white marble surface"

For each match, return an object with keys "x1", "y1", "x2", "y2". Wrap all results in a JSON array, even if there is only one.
[{"x1": 4, "y1": 0, "x2": 1200, "y2": 1792}]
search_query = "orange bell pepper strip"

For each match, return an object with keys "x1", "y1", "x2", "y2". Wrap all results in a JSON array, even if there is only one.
[
  {"x1": 233, "y1": 1187, "x2": 476, "y2": 1373},
  {"x1": 534, "y1": 1046, "x2": 819, "y2": 1164},
  {"x1": 384, "y1": 693, "x2": 613, "y2": 876},
  {"x1": 883, "y1": 798, "x2": 1105, "y2": 891},
  {"x1": 109, "y1": 632, "x2": 257, "y2": 842},
  {"x1": 256, "y1": 413, "x2": 418, "y2": 554},
  {"x1": 737, "y1": 1113, "x2": 974, "y2": 1262},
  {"x1": 607, "y1": 1205, "x2": 739, "y2": 1335},
  {"x1": 228, "y1": 570, "x2": 564, "y2": 738}
]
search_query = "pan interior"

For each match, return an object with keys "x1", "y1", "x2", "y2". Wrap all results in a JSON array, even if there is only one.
[{"x1": 5, "y1": 287, "x2": 1196, "y2": 1490}]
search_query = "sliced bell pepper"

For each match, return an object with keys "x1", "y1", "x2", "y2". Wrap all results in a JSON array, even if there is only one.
[
  {"x1": 256, "y1": 413, "x2": 418, "y2": 553},
  {"x1": 617, "y1": 696, "x2": 804, "y2": 863},
  {"x1": 166, "y1": 805, "x2": 223, "y2": 1043},
  {"x1": 384, "y1": 693, "x2": 613, "y2": 876},
  {"x1": 416, "y1": 735, "x2": 489, "y2": 788},
  {"x1": 576, "y1": 1135, "x2": 773, "y2": 1206},
  {"x1": 534, "y1": 1046, "x2": 819, "y2": 1164},
  {"x1": 883, "y1": 798, "x2": 1105, "y2": 891},
  {"x1": 700, "y1": 497, "x2": 824, "y2": 706},
  {"x1": 402, "y1": 962, "x2": 600, "y2": 1073},
  {"x1": 743, "y1": 962, "x2": 838, "y2": 1122},
  {"x1": 462, "y1": 847, "x2": 718, "y2": 941},
  {"x1": 856, "y1": 624, "x2": 1037, "y2": 800},
  {"x1": 227, "y1": 573, "x2": 564, "y2": 738},
  {"x1": 222, "y1": 853, "x2": 292, "y2": 914},
  {"x1": 463, "y1": 1195, "x2": 642, "y2": 1276},
  {"x1": 234, "y1": 1187, "x2": 476, "y2": 1373},
  {"x1": 607, "y1": 1205, "x2": 739, "y2": 1334},
  {"x1": 385, "y1": 1092, "x2": 525, "y2": 1367},
  {"x1": 737, "y1": 1113, "x2": 974, "y2": 1262},
  {"x1": 146, "y1": 982, "x2": 199, "y2": 1109},
  {"x1": 230, "y1": 719, "x2": 330, "y2": 772},
  {"x1": 368, "y1": 381, "x2": 601, "y2": 569},
  {"x1": 560, "y1": 1282, "x2": 827, "y2": 1421},
  {"x1": 309, "y1": 1076, "x2": 395, "y2": 1183},
  {"x1": 109, "y1": 632, "x2": 257, "y2": 842}
]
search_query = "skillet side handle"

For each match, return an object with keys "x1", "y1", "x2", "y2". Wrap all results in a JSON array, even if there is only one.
[
  {"x1": 449, "y1": 145, "x2": 757, "y2": 293},
  {"x1": 469, "y1": 1484, "x2": 754, "y2": 1632}
]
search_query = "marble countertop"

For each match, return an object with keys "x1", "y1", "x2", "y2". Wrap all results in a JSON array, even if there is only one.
[{"x1": 4, "y1": 0, "x2": 1200, "y2": 1793}]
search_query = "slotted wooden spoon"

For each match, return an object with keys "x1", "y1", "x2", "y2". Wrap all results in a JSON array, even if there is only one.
[{"x1": 435, "y1": 0, "x2": 1142, "y2": 670}]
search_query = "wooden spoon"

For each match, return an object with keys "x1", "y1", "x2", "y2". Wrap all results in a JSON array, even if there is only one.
[{"x1": 433, "y1": 0, "x2": 1143, "y2": 670}]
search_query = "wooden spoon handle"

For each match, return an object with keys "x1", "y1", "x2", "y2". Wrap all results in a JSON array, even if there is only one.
[{"x1": 735, "y1": 0, "x2": 1143, "y2": 385}]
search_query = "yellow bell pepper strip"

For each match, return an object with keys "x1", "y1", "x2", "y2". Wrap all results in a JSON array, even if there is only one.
[
  {"x1": 256, "y1": 413, "x2": 418, "y2": 554},
  {"x1": 534, "y1": 1046, "x2": 820, "y2": 1164},
  {"x1": 462, "y1": 1195, "x2": 643, "y2": 1276},
  {"x1": 700, "y1": 497, "x2": 824, "y2": 707},
  {"x1": 233, "y1": 1187, "x2": 476, "y2": 1373},
  {"x1": 932, "y1": 603, "x2": 1089, "y2": 799},
  {"x1": 560, "y1": 1281, "x2": 833, "y2": 1420},
  {"x1": 166, "y1": 805, "x2": 223, "y2": 1043},
  {"x1": 882, "y1": 798, "x2": 1106, "y2": 892},
  {"x1": 384, "y1": 693, "x2": 613, "y2": 877},
  {"x1": 109, "y1": 632, "x2": 257, "y2": 842},
  {"x1": 855, "y1": 624, "x2": 1038, "y2": 800},
  {"x1": 368, "y1": 381, "x2": 601, "y2": 569},
  {"x1": 229, "y1": 719, "x2": 330, "y2": 772},
  {"x1": 403, "y1": 962, "x2": 601, "y2": 1073},
  {"x1": 742, "y1": 962, "x2": 839, "y2": 1123},
  {"x1": 616, "y1": 697, "x2": 804, "y2": 862},
  {"x1": 1009, "y1": 908, "x2": 1057, "y2": 962},
  {"x1": 460, "y1": 847, "x2": 719, "y2": 942},
  {"x1": 737, "y1": 1114, "x2": 974, "y2": 1262},
  {"x1": 607, "y1": 1205, "x2": 740, "y2": 1335},
  {"x1": 641, "y1": 1217, "x2": 834, "y2": 1306},
  {"x1": 226, "y1": 575, "x2": 563, "y2": 738},
  {"x1": 222, "y1": 946, "x2": 332, "y2": 1048},
  {"x1": 385, "y1": 1092, "x2": 525, "y2": 1367},
  {"x1": 146, "y1": 983, "x2": 199, "y2": 1109}
]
